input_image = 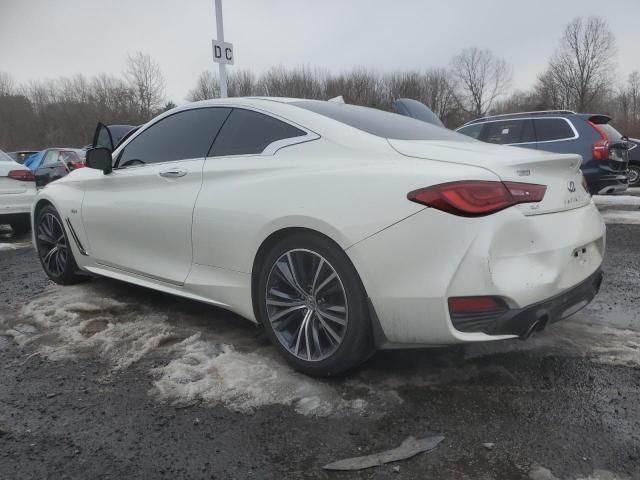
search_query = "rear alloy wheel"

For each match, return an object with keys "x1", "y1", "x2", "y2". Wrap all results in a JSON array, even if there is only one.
[
  {"x1": 257, "y1": 234, "x2": 373, "y2": 376},
  {"x1": 628, "y1": 165, "x2": 640, "y2": 188},
  {"x1": 35, "y1": 205, "x2": 83, "y2": 285}
]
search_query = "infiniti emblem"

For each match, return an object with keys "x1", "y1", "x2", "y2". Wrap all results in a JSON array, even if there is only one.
[{"x1": 567, "y1": 181, "x2": 576, "y2": 193}]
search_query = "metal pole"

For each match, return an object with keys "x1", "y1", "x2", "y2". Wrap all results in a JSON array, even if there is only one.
[{"x1": 215, "y1": 0, "x2": 228, "y2": 98}]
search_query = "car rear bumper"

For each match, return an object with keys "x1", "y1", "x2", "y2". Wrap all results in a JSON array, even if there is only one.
[
  {"x1": 450, "y1": 268, "x2": 603, "y2": 338},
  {"x1": 584, "y1": 170, "x2": 628, "y2": 195},
  {"x1": 346, "y1": 202, "x2": 605, "y2": 346}
]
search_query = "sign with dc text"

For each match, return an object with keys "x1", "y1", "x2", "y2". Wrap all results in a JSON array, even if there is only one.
[{"x1": 212, "y1": 40, "x2": 234, "y2": 65}]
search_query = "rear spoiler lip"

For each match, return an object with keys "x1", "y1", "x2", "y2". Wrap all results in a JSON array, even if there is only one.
[{"x1": 579, "y1": 113, "x2": 612, "y2": 124}]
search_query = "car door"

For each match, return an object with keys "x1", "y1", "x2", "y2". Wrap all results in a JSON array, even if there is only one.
[
  {"x1": 81, "y1": 107, "x2": 231, "y2": 285},
  {"x1": 35, "y1": 150, "x2": 67, "y2": 187},
  {"x1": 192, "y1": 107, "x2": 311, "y2": 271}
]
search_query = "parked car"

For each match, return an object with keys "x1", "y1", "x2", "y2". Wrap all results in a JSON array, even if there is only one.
[
  {"x1": 0, "y1": 149, "x2": 36, "y2": 233},
  {"x1": 456, "y1": 110, "x2": 630, "y2": 195},
  {"x1": 626, "y1": 138, "x2": 640, "y2": 187},
  {"x1": 7, "y1": 150, "x2": 38, "y2": 165},
  {"x1": 33, "y1": 98, "x2": 604, "y2": 376},
  {"x1": 25, "y1": 148, "x2": 85, "y2": 187}
]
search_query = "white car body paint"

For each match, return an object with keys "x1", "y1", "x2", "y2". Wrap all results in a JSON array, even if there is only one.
[
  {"x1": 32, "y1": 98, "x2": 606, "y2": 346},
  {"x1": 0, "y1": 153, "x2": 36, "y2": 220}
]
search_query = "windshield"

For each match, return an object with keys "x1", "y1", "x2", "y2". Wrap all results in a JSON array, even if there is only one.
[
  {"x1": 0, "y1": 150, "x2": 13, "y2": 162},
  {"x1": 291, "y1": 101, "x2": 470, "y2": 141}
]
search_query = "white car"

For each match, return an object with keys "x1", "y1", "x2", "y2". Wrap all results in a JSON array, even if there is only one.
[
  {"x1": 0, "y1": 149, "x2": 36, "y2": 233},
  {"x1": 32, "y1": 98, "x2": 605, "y2": 376}
]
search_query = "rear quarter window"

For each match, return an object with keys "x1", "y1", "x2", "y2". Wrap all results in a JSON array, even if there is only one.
[
  {"x1": 209, "y1": 108, "x2": 306, "y2": 157},
  {"x1": 534, "y1": 118, "x2": 575, "y2": 142},
  {"x1": 479, "y1": 119, "x2": 534, "y2": 144},
  {"x1": 456, "y1": 123, "x2": 483, "y2": 139}
]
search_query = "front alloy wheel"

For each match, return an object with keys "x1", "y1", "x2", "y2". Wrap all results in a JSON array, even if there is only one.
[
  {"x1": 35, "y1": 205, "x2": 83, "y2": 285},
  {"x1": 37, "y1": 212, "x2": 68, "y2": 277}
]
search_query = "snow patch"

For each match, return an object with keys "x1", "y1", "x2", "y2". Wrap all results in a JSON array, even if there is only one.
[
  {"x1": 0, "y1": 241, "x2": 31, "y2": 251},
  {"x1": 600, "y1": 210, "x2": 640, "y2": 225},
  {"x1": 150, "y1": 333, "x2": 366, "y2": 416},
  {"x1": 593, "y1": 195, "x2": 640, "y2": 206},
  {"x1": 3, "y1": 283, "x2": 366, "y2": 416}
]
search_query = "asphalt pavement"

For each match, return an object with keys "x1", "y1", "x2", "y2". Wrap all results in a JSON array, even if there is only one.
[{"x1": 0, "y1": 206, "x2": 638, "y2": 479}]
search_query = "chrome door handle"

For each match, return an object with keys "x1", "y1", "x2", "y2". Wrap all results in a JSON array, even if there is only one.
[{"x1": 159, "y1": 168, "x2": 187, "y2": 178}]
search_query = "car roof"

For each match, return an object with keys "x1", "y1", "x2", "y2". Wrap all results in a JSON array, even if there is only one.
[{"x1": 460, "y1": 110, "x2": 613, "y2": 128}]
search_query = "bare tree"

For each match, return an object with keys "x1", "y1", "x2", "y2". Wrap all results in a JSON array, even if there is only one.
[
  {"x1": 326, "y1": 69, "x2": 386, "y2": 109},
  {"x1": 124, "y1": 52, "x2": 166, "y2": 119},
  {"x1": 450, "y1": 47, "x2": 512, "y2": 118},
  {"x1": 187, "y1": 70, "x2": 219, "y2": 101},
  {"x1": 228, "y1": 69, "x2": 257, "y2": 97},
  {"x1": 0, "y1": 71, "x2": 15, "y2": 97},
  {"x1": 423, "y1": 68, "x2": 458, "y2": 122},
  {"x1": 258, "y1": 66, "x2": 326, "y2": 99},
  {"x1": 385, "y1": 68, "x2": 459, "y2": 123},
  {"x1": 543, "y1": 17, "x2": 616, "y2": 112}
]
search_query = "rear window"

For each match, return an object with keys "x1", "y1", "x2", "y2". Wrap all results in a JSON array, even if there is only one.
[
  {"x1": 479, "y1": 119, "x2": 535, "y2": 144},
  {"x1": 534, "y1": 118, "x2": 575, "y2": 142},
  {"x1": 0, "y1": 150, "x2": 13, "y2": 162},
  {"x1": 598, "y1": 124, "x2": 624, "y2": 142},
  {"x1": 291, "y1": 101, "x2": 469, "y2": 141}
]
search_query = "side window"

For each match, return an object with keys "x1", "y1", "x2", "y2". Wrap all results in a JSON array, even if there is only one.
[
  {"x1": 534, "y1": 119, "x2": 575, "y2": 142},
  {"x1": 118, "y1": 108, "x2": 231, "y2": 168},
  {"x1": 456, "y1": 123, "x2": 483, "y2": 139},
  {"x1": 209, "y1": 108, "x2": 306, "y2": 157},
  {"x1": 479, "y1": 120, "x2": 529, "y2": 145},
  {"x1": 41, "y1": 151, "x2": 60, "y2": 167}
]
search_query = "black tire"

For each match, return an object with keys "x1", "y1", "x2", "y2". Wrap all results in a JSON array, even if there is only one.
[
  {"x1": 10, "y1": 216, "x2": 31, "y2": 235},
  {"x1": 628, "y1": 164, "x2": 640, "y2": 188},
  {"x1": 35, "y1": 205, "x2": 84, "y2": 285},
  {"x1": 256, "y1": 232, "x2": 374, "y2": 376}
]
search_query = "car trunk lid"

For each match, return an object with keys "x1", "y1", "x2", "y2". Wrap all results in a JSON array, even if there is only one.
[{"x1": 388, "y1": 139, "x2": 591, "y2": 215}]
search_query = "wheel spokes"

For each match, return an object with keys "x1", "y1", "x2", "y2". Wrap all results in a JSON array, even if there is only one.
[
  {"x1": 266, "y1": 249, "x2": 348, "y2": 362},
  {"x1": 37, "y1": 213, "x2": 67, "y2": 277}
]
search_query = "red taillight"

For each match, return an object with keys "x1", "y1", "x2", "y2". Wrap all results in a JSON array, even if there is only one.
[
  {"x1": 407, "y1": 181, "x2": 546, "y2": 217},
  {"x1": 589, "y1": 121, "x2": 609, "y2": 161},
  {"x1": 7, "y1": 170, "x2": 35, "y2": 181},
  {"x1": 448, "y1": 296, "x2": 506, "y2": 314}
]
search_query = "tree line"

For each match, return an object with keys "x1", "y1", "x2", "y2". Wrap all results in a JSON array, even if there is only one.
[{"x1": 1, "y1": 16, "x2": 638, "y2": 152}]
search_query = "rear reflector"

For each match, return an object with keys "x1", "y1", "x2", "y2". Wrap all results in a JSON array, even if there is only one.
[
  {"x1": 8, "y1": 170, "x2": 35, "y2": 181},
  {"x1": 407, "y1": 181, "x2": 546, "y2": 217},
  {"x1": 448, "y1": 296, "x2": 507, "y2": 314}
]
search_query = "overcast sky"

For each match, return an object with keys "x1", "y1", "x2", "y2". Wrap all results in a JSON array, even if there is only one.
[{"x1": 1, "y1": 0, "x2": 639, "y2": 103}]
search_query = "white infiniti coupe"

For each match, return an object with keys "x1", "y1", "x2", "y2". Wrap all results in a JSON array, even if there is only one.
[{"x1": 33, "y1": 98, "x2": 605, "y2": 376}]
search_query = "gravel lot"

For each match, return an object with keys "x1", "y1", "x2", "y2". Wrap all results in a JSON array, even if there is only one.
[{"x1": 0, "y1": 201, "x2": 638, "y2": 479}]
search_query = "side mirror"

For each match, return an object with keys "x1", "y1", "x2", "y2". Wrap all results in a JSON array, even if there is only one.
[{"x1": 86, "y1": 147, "x2": 113, "y2": 174}]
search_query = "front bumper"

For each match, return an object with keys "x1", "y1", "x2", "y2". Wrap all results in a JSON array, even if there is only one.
[{"x1": 451, "y1": 269, "x2": 603, "y2": 337}]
